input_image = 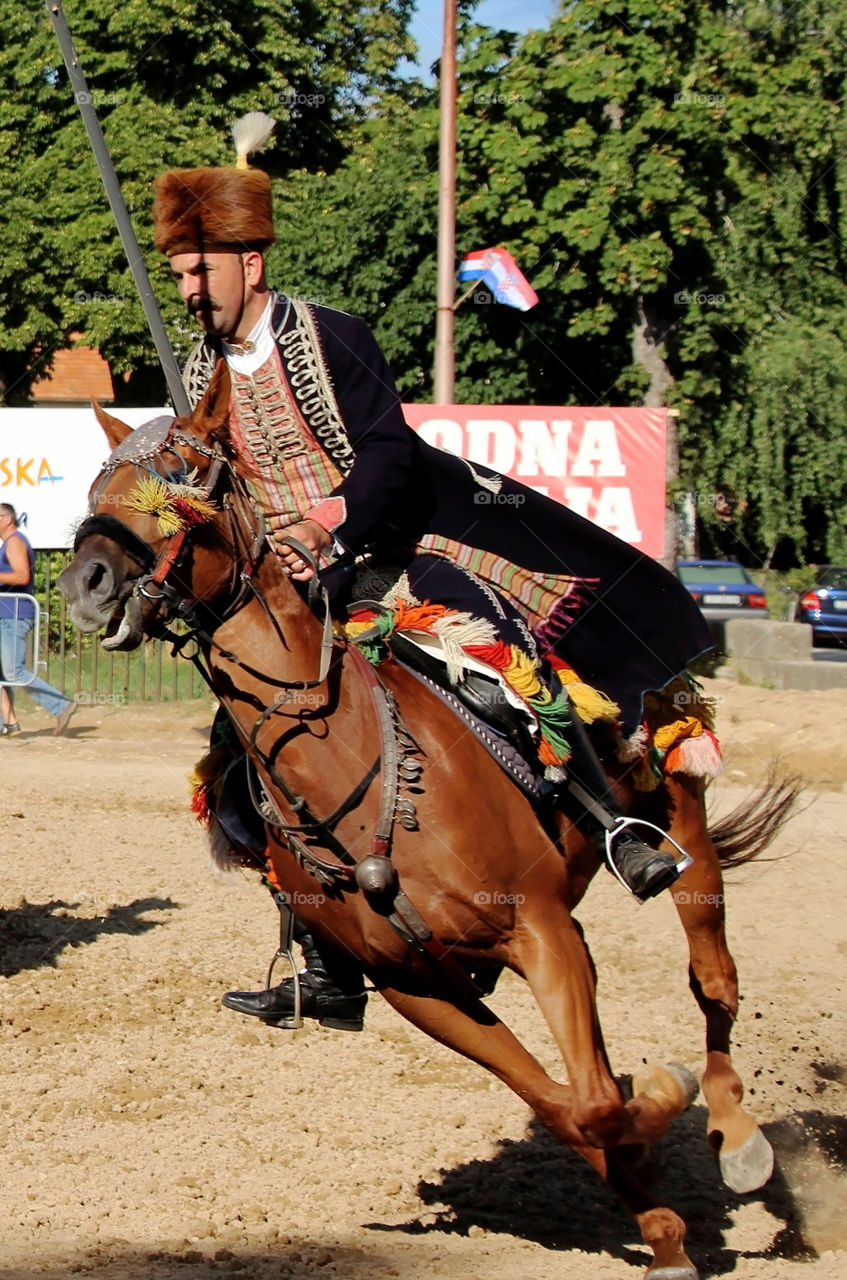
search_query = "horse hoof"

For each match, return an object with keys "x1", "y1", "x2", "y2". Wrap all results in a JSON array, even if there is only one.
[
  {"x1": 632, "y1": 1062, "x2": 700, "y2": 1113},
  {"x1": 645, "y1": 1265, "x2": 698, "y2": 1280},
  {"x1": 664, "y1": 1061, "x2": 700, "y2": 1109},
  {"x1": 719, "y1": 1125, "x2": 775, "y2": 1194}
]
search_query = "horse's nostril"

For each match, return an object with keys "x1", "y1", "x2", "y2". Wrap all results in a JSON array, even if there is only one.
[{"x1": 85, "y1": 561, "x2": 107, "y2": 594}]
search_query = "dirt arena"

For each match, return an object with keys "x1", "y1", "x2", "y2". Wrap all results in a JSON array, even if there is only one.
[{"x1": 1, "y1": 676, "x2": 846, "y2": 1280}]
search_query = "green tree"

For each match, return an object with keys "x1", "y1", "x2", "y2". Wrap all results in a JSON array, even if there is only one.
[
  {"x1": 0, "y1": 0, "x2": 416, "y2": 403},
  {"x1": 268, "y1": 90, "x2": 440, "y2": 399}
]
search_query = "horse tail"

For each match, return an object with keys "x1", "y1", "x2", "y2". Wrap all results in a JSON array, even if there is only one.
[{"x1": 709, "y1": 765, "x2": 805, "y2": 868}]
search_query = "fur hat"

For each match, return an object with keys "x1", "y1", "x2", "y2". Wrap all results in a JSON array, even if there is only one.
[{"x1": 153, "y1": 114, "x2": 276, "y2": 257}]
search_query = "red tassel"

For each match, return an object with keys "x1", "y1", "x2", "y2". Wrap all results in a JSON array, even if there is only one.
[{"x1": 191, "y1": 786, "x2": 210, "y2": 826}]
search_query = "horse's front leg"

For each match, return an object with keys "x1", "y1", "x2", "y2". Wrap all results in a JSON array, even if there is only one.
[
  {"x1": 377, "y1": 978, "x2": 697, "y2": 1280},
  {"x1": 665, "y1": 774, "x2": 774, "y2": 1193},
  {"x1": 515, "y1": 901, "x2": 700, "y2": 1150},
  {"x1": 381, "y1": 906, "x2": 701, "y2": 1274}
]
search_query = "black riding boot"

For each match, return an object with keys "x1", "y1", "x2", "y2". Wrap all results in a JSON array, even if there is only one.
[
  {"x1": 558, "y1": 706, "x2": 691, "y2": 902},
  {"x1": 222, "y1": 921, "x2": 368, "y2": 1032}
]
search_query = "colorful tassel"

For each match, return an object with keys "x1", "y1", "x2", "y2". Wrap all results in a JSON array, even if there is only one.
[
  {"x1": 125, "y1": 473, "x2": 217, "y2": 537},
  {"x1": 653, "y1": 715, "x2": 701, "y2": 753},
  {"x1": 665, "y1": 728, "x2": 723, "y2": 777}
]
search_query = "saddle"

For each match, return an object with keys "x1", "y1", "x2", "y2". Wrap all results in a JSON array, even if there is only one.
[{"x1": 386, "y1": 631, "x2": 550, "y2": 799}]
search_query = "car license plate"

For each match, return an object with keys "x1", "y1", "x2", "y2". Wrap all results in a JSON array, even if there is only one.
[
  {"x1": 833, "y1": 600, "x2": 847, "y2": 611},
  {"x1": 703, "y1": 593, "x2": 740, "y2": 605}
]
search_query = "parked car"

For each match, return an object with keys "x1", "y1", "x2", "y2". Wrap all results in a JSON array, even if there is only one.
[
  {"x1": 675, "y1": 559, "x2": 769, "y2": 622},
  {"x1": 796, "y1": 566, "x2": 847, "y2": 645}
]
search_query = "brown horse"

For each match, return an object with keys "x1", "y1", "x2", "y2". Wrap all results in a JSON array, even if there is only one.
[{"x1": 59, "y1": 368, "x2": 798, "y2": 1280}]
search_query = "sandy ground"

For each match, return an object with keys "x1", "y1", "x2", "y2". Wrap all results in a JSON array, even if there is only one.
[{"x1": 1, "y1": 676, "x2": 846, "y2": 1280}]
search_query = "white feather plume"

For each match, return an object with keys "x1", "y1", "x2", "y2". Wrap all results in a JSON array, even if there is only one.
[{"x1": 232, "y1": 112, "x2": 277, "y2": 168}]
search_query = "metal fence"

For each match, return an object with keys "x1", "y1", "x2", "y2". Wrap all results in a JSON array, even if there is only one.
[{"x1": 34, "y1": 550, "x2": 203, "y2": 704}]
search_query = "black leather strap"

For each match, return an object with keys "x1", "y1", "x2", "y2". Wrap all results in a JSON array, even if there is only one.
[{"x1": 73, "y1": 514, "x2": 155, "y2": 570}]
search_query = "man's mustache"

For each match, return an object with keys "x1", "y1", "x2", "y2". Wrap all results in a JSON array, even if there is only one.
[{"x1": 188, "y1": 299, "x2": 222, "y2": 316}]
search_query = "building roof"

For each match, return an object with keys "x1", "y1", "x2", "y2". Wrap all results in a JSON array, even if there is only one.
[{"x1": 30, "y1": 342, "x2": 114, "y2": 404}]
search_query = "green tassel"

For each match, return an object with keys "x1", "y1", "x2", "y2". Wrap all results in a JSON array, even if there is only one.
[{"x1": 529, "y1": 688, "x2": 572, "y2": 759}]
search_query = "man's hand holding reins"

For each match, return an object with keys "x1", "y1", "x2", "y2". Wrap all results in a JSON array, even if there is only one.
[{"x1": 268, "y1": 517, "x2": 333, "y2": 581}]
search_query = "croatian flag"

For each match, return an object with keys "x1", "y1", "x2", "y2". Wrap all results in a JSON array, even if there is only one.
[{"x1": 457, "y1": 247, "x2": 539, "y2": 311}]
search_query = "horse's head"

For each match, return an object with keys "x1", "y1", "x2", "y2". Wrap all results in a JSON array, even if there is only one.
[{"x1": 58, "y1": 362, "x2": 240, "y2": 650}]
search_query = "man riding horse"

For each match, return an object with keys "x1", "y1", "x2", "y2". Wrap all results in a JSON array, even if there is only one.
[{"x1": 151, "y1": 115, "x2": 713, "y2": 1033}]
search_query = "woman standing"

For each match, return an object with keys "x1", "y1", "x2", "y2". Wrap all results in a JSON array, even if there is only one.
[{"x1": 0, "y1": 503, "x2": 75, "y2": 737}]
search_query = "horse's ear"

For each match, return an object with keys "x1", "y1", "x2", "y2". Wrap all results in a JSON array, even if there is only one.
[
  {"x1": 92, "y1": 401, "x2": 133, "y2": 450},
  {"x1": 184, "y1": 360, "x2": 231, "y2": 444}
]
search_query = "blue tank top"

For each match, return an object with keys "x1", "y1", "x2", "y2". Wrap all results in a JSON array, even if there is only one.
[{"x1": 0, "y1": 531, "x2": 36, "y2": 620}]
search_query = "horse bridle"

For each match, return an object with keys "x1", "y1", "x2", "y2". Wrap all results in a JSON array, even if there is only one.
[
  {"x1": 79, "y1": 419, "x2": 403, "y2": 858},
  {"x1": 77, "y1": 425, "x2": 242, "y2": 625}
]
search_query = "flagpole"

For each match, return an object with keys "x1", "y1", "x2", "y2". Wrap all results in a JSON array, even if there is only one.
[
  {"x1": 433, "y1": 0, "x2": 457, "y2": 404},
  {"x1": 44, "y1": 1, "x2": 190, "y2": 416},
  {"x1": 453, "y1": 278, "x2": 483, "y2": 310}
]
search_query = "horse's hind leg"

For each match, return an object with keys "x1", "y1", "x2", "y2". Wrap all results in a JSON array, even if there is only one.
[{"x1": 665, "y1": 774, "x2": 774, "y2": 1193}]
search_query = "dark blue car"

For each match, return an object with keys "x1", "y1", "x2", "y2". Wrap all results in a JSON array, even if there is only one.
[
  {"x1": 797, "y1": 566, "x2": 847, "y2": 645},
  {"x1": 676, "y1": 559, "x2": 769, "y2": 623}
]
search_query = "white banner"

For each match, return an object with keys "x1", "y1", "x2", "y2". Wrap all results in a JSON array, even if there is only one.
[{"x1": 0, "y1": 406, "x2": 170, "y2": 549}]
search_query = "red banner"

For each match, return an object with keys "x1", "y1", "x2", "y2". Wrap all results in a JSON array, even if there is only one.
[{"x1": 403, "y1": 405, "x2": 668, "y2": 558}]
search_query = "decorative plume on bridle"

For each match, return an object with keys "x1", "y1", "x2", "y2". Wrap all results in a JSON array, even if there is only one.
[{"x1": 125, "y1": 473, "x2": 217, "y2": 537}]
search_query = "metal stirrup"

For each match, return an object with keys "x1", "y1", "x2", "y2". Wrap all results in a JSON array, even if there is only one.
[
  {"x1": 603, "y1": 815, "x2": 694, "y2": 896},
  {"x1": 266, "y1": 891, "x2": 302, "y2": 1028}
]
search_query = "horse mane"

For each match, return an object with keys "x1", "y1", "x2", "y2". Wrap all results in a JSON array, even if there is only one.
[
  {"x1": 709, "y1": 764, "x2": 806, "y2": 868},
  {"x1": 186, "y1": 360, "x2": 267, "y2": 490}
]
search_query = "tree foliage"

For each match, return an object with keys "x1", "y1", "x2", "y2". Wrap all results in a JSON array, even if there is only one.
[
  {"x1": 272, "y1": 1, "x2": 847, "y2": 561},
  {"x1": 0, "y1": 0, "x2": 415, "y2": 402},
  {"x1": 3, "y1": 1, "x2": 847, "y2": 562}
]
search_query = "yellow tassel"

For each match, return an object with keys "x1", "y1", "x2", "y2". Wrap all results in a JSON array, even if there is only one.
[
  {"x1": 124, "y1": 474, "x2": 217, "y2": 536},
  {"x1": 503, "y1": 645, "x2": 544, "y2": 700},
  {"x1": 653, "y1": 715, "x2": 703, "y2": 753},
  {"x1": 171, "y1": 488, "x2": 218, "y2": 522},
  {"x1": 336, "y1": 619, "x2": 376, "y2": 640},
  {"x1": 125, "y1": 474, "x2": 172, "y2": 518},
  {"x1": 188, "y1": 744, "x2": 230, "y2": 790},
  {"x1": 566, "y1": 682, "x2": 620, "y2": 725}
]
